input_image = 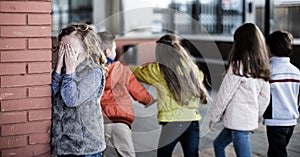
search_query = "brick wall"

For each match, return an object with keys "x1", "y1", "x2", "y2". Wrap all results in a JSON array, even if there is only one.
[{"x1": 0, "y1": 0, "x2": 52, "y2": 157}]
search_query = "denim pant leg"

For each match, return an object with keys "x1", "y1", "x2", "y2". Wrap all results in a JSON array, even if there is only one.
[
  {"x1": 157, "y1": 122, "x2": 181, "y2": 157},
  {"x1": 266, "y1": 126, "x2": 295, "y2": 157},
  {"x1": 180, "y1": 121, "x2": 200, "y2": 157},
  {"x1": 213, "y1": 128, "x2": 233, "y2": 157},
  {"x1": 231, "y1": 130, "x2": 252, "y2": 157}
]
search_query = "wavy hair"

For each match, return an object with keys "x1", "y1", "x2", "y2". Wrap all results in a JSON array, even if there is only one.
[
  {"x1": 58, "y1": 23, "x2": 106, "y2": 67},
  {"x1": 229, "y1": 23, "x2": 270, "y2": 81},
  {"x1": 156, "y1": 34, "x2": 208, "y2": 105}
]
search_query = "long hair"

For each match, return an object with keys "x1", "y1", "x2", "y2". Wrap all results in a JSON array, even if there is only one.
[
  {"x1": 156, "y1": 34, "x2": 208, "y2": 105},
  {"x1": 58, "y1": 23, "x2": 106, "y2": 67},
  {"x1": 228, "y1": 23, "x2": 270, "y2": 81}
]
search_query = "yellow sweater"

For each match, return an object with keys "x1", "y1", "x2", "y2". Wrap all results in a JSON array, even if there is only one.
[{"x1": 132, "y1": 63, "x2": 204, "y2": 122}]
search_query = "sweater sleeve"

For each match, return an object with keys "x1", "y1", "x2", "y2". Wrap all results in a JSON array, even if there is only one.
[
  {"x1": 60, "y1": 68, "x2": 104, "y2": 107},
  {"x1": 258, "y1": 81, "x2": 270, "y2": 121},
  {"x1": 52, "y1": 71, "x2": 63, "y2": 97},
  {"x1": 210, "y1": 70, "x2": 242, "y2": 123},
  {"x1": 132, "y1": 63, "x2": 163, "y2": 86}
]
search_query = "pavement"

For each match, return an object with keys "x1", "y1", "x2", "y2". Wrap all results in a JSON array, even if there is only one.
[{"x1": 125, "y1": 87, "x2": 300, "y2": 157}]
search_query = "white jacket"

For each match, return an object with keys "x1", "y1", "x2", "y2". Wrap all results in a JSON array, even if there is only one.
[
  {"x1": 210, "y1": 67, "x2": 270, "y2": 131},
  {"x1": 263, "y1": 57, "x2": 300, "y2": 126}
]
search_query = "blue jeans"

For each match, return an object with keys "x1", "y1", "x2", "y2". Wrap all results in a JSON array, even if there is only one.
[
  {"x1": 157, "y1": 121, "x2": 199, "y2": 157},
  {"x1": 266, "y1": 126, "x2": 294, "y2": 157},
  {"x1": 213, "y1": 128, "x2": 252, "y2": 157},
  {"x1": 57, "y1": 152, "x2": 102, "y2": 157}
]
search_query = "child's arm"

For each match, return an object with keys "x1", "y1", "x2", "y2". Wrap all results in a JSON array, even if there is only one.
[
  {"x1": 60, "y1": 68, "x2": 104, "y2": 107},
  {"x1": 128, "y1": 72, "x2": 154, "y2": 106},
  {"x1": 258, "y1": 81, "x2": 270, "y2": 121},
  {"x1": 210, "y1": 70, "x2": 242, "y2": 123}
]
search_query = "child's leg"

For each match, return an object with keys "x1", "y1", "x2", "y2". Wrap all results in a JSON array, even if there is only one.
[
  {"x1": 231, "y1": 130, "x2": 252, "y2": 157},
  {"x1": 213, "y1": 128, "x2": 233, "y2": 157},
  {"x1": 266, "y1": 126, "x2": 295, "y2": 157},
  {"x1": 105, "y1": 123, "x2": 136, "y2": 157},
  {"x1": 157, "y1": 122, "x2": 182, "y2": 157},
  {"x1": 179, "y1": 121, "x2": 200, "y2": 157}
]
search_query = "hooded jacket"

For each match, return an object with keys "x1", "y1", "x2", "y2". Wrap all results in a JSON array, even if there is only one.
[
  {"x1": 210, "y1": 66, "x2": 270, "y2": 131},
  {"x1": 51, "y1": 61, "x2": 106, "y2": 155},
  {"x1": 100, "y1": 61, "x2": 152, "y2": 126}
]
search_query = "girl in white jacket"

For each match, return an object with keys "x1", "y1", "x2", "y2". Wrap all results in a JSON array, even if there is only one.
[{"x1": 209, "y1": 23, "x2": 271, "y2": 157}]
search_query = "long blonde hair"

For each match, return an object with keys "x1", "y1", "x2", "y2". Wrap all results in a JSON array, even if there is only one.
[
  {"x1": 58, "y1": 23, "x2": 106, "y2": 67},
  {"x1": 156, "y1": 34, "x2": 208, "y2": 105}
]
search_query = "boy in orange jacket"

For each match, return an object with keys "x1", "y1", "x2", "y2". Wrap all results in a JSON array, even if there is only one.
[{"x1": 98, "y1": 31, "x2": 154, "y2": 157}]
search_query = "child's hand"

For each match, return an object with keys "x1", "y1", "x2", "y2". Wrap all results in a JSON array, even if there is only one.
[
  {"x1": 55, "y1": 43, "x2": 66, "y2": 74},
  {"x1": 64, "y1": 43, "x2": 77, "y2": 74},
  {"x1": 209, "y1": 120, "x2": 216, "y2": 132}
]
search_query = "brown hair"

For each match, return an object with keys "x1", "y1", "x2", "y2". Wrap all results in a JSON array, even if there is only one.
[
  {"x1": 266, "y1": 30, "x2": 293, "y2": 57},
  {"x1": 156, "y1": 34, "x2": 208, "y2": 105},
  {"x1": 58, "y1": 23, "x2": 106, "y2": 67},
  {"x1": 228, "y1": 23, "x2": 271, "y2": 81},
  {"x1": 97, "y1": 31, "x2": 116, "y2": 51}
]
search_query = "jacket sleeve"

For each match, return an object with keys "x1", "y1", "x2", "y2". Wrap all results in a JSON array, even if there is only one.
[
  {"x1": 258, "y1": 81, "x2": 270, "y2": 121},
  {"x1": 131, "y1": 63, "x2": 163, "y2": 86},
  {"x1": 60, "y1": 68, "x2": 104, "y2": 107},
  {"x1": 128, "y1": 73, "x2": 153, "y2": 105},
  {"x1": 52, "y1": 71, "x2": 63, "y2": 97},
  {"x1": 210, "y1": 70, "x2": 242, "y2": 123}
]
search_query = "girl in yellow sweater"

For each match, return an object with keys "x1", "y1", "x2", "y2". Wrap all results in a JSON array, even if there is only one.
[{"x1": 132, "y1": 34, "x2": 209, "y2": 157}]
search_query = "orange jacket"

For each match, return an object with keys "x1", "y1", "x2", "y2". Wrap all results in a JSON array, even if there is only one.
[{"x1": 100, "y1": 61, "x2": 153, "y2": 126}]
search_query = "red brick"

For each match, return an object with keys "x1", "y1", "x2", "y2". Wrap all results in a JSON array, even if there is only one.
[
  {"x1": 0, "y1": 97, "x2": 51, "y2": 112},
  {"x1": 28, "y1": 38, "x2": 51, "y2": 49},
  {"x1": 0, "y1": 135, "x2": 27, "y2": 149},
  {"x1": 1, "y1": 73, "x2": 51, "y2": 87},
  {"x1": 0, "y1": 63, "x2": 26, "y2": 75},
  {"x1": 0, "y1": 111, "x2": 27, "y2": 124},
  {"x1": 0, "y1": 1, "x2": 51, "y2": 13},
  {"x1": 28, "y1": 14, "x2": 51, "y2": 25},
  {"x1": 29, "y1": 133, "x2": 50, "y2": 144},
  {"x1": 28, "y1": 85, "x2": 51, "y2": 98},
  {"x1": 1, "y1": 26, "x2": 51, "y2": 37},
  {"x1": 28, "y1": 62, "x2": 51, "y2": 74},
  {"x1": 1, "y1": 144, "x2": 51, "y2": 157},
  {"x1": 0, "y1": 50, "x2": 51, "y2": 62},
  {"x1": 0, "y1": 13, "x2": 26, "y2": 25},
  {"x1": 0, "y1": 87, "x2": 27, "y2": 101},
  {"x1": 0, "y1": 38, "x2": 26, "y2": 50},
  {"x1": 1, "y1": 121, "x2": 51, "y2": 136},
  {"x1": 28, "y1": 109, "x2": 51, "y2": 121}
]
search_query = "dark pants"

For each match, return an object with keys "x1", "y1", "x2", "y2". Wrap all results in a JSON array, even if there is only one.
[
  {"x1": 157, "y1": 121, "x2": 199, "y2": 157},
  {"x1": 266, "y1": 126, "x2": 295, "y2": 157}
]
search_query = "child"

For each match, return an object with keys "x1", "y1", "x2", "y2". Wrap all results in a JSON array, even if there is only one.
[
  {"x1": 52, "y1": 23, "x2": 107, "y2": 157},
  {"x1": 263, "y1": 30, "x2": 300, "y2": 157},
  {"x1": 98, "y1": 31, "x2": 154, "y2": 157},
  {"x1": 132, "y1": 34, "x2": 209, "y2": 157},
  {"x1": 209, "y1": 23, "x2": 271, "y2": 157}
]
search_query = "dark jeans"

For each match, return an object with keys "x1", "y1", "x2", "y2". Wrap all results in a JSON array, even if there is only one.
[
  {"x1": 266, "y1": 126, "x2": 295, "y2": 157},
  {"x1": 57, "y1": 152, "x2": 102, "y2": 157},
  {"x1": 157, "y1": 121, "x2": 199, "y2": 157}
]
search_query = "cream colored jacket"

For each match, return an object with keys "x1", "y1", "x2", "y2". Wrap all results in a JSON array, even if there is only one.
[{"x1": 210, "y1": 67, "x2": 270, "y2": 131}]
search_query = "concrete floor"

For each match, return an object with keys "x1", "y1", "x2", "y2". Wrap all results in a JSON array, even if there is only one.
[{"x1": 125, "y1": 87, "x2": 300, "y2": 157}]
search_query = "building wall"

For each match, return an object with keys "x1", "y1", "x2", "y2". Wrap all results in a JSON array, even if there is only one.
[{"x1": 0, "y1": 0, "x2": 52, "y2": 157}]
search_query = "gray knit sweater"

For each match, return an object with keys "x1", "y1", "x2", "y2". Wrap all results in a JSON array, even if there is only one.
[{"x1": 51, "y1": 61, "x2": 106, "y2": 155}]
